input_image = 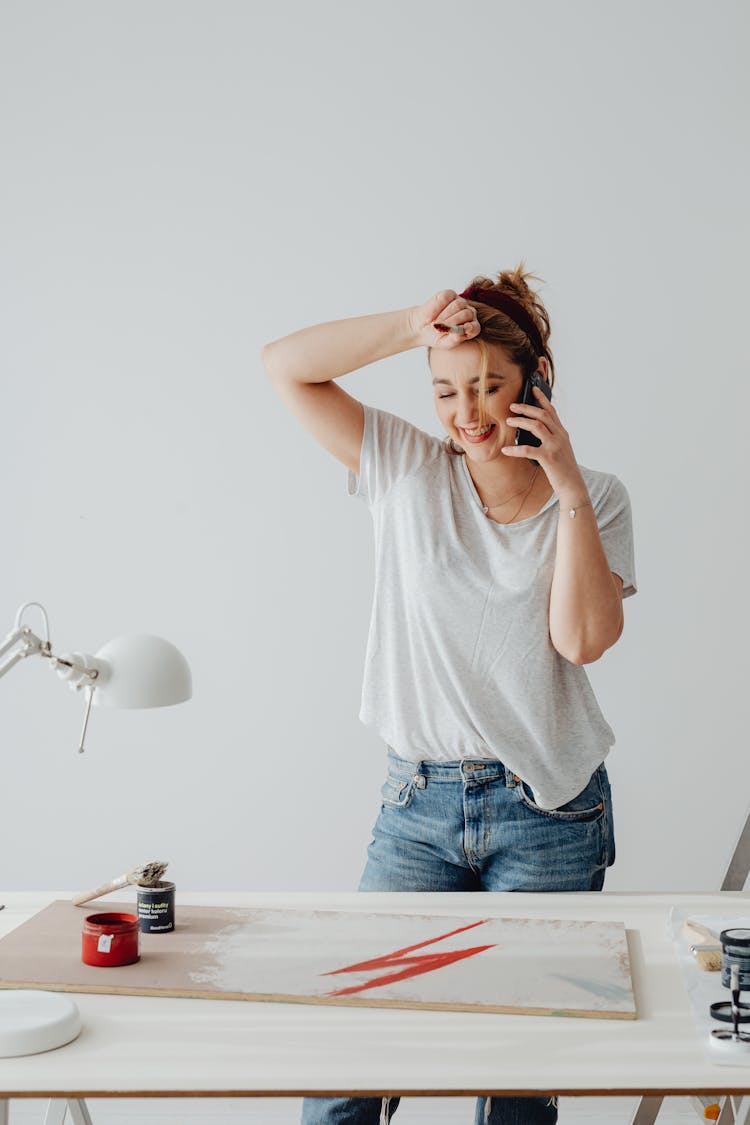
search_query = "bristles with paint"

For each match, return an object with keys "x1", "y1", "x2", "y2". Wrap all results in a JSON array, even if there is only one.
[
  {"x1": 691, "y1": 945, "x2": 722, "y2": 971},
  {"x1": 683, "y1": 919, "x2": 722, "y2": 972}
]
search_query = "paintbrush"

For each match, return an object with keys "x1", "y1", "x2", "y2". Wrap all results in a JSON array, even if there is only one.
[
  {"x1": 732, "y1": 962, "x2": 741, "y2": 1038},
  {"x1": 72, "y1": 860, "x2": 169, "y2": 906},
  {"x1": 683, "y1": 919, "x2": 722, "y2": 971}
]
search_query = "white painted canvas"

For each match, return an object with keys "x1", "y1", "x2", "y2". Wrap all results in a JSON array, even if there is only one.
[
  {"x1": 187, "y1": 907, "x2": 635, "y2": 1018},
  {"x1": 0, "y1": 903, "x2": 636, "y2": 1019}
]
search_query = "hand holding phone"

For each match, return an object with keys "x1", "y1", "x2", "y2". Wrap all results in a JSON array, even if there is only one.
[{"x1": 515, "y1": 371, "x2": 552, "y2": 450}]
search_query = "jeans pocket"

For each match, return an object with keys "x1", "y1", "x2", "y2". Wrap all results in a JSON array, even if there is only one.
[
  {"x1": 380, "y1": 773, "x2": 416, "y2": 809},
  {"x1": 517, "y1": 766, "x2": 606, "y2": 823}
]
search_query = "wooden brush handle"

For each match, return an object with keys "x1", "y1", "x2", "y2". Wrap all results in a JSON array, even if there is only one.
[
  {"x1": 684, "y1": 919, "x2": 721, "y2": 945},
  {"x1": 72, "y1": 874, "x2": 128, "y2": 906}
]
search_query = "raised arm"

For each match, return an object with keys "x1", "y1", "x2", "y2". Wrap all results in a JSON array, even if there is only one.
[
  {"x1": 260, "y1": 292, "x2": 479, "y2": 474},
  {"x1": 260, "y1": 309, "x2": 419, "y2": 475}
]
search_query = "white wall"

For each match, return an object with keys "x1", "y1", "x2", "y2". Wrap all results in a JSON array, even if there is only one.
[{"x1": 1, "y1": 0, "x2": 748, "y2": 895}]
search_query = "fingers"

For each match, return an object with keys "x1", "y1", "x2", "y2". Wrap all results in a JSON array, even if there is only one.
[
  {"x1": 505, "y1": 416, "x2": 551, "y2": 440},
  {"x1": 415, "y1": 290, "x2": 458, "y2": 332},
  {"x1": 432, "y1": 297, "x2": 480, "y2": 342},
  {"x1": 510, "y1": 387, "x2": 559, "y2": 421},
  {"x1": 509, "y1": 401, "x2": 548, "y2": 419},
  {"x1": 532, "y1": 384, "x2": 559, "y2": 418},
  {"x1": 507, "y1": 387, "x2": 558, "y2": 441},
  {"x1": 442, "y1": 320, "x2": 480, "y2": 344},
  {"x1": 426, "y1": 290, "x2": 458, "y2": 323},
  {"x1": 500, "y1": 444, "x2": 534, "y2": 457},
  {"x1": 434, "y1": 311, "x2": 478, "y2": 334},
  {"x1": 504, "y1": 385, "x2": 572, "y2": 465},
  {"x1": 435, "y1": 289, "x2": 458, "y2": 305}
]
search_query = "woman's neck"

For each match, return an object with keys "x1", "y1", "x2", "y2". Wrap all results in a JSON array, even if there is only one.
[
  {"x1": 465, "y1": 457, "x2": 536, "y2": 501},
  {"x1": 465, "y1": 457, "x2": 554, "y2": 521}
]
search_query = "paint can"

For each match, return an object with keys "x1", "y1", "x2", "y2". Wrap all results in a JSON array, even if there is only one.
[
  {"x1": 82, "y1": 912, "x2": 140, "y2": 967},
  {"x1": 137, "y1": 880, "x2": 175, "y2": 933},
  {"x1": 720, "y1": 928, "x2": 750, "y2": 990}
]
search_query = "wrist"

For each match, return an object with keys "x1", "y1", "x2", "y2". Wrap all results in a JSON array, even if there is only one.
[
  {"x1": 404, "y1": 306, "x2": 424, "y2": 349},
  {"x1": 558, "y1": 497, "x2": 593, "y2": 519},
  {"x1": 556, "y1": 481, "x2": 591, "y2": 513}
]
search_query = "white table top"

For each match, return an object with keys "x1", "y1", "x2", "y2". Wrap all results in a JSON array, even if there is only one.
[{"x1": 1, "y1": 890, "x2": 749, "y2": 1098}]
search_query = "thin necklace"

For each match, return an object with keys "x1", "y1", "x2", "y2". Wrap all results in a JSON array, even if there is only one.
[
  {"x1": 503, "y1": 465, "x2": 540, "y2": 522},
  {"x1": 480, "y1": 465, "x2": 540, "y2": 518}
]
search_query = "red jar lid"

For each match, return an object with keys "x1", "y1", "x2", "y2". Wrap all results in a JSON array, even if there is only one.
[{"x1": 82, "y1": 912, "x2": 140, "y2": 967}]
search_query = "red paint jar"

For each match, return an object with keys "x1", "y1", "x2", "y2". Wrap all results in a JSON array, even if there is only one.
[{"x1": 82, "y1": 912, "x2": 140, "y2": 967}]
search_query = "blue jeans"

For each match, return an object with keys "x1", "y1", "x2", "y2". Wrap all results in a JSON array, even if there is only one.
[{"x1": 301, "y1": 750, "x2": 615, "y2": 1125}]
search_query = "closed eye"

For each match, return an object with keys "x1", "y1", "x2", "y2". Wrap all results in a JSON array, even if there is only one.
[{"x1": 437, "y1": 387, "x2": 501, "y2": 399}]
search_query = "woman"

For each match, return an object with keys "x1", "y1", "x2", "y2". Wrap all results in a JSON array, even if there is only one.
[{"x1": 261, "y1": 265, "x2": 637, "y2": 1125}]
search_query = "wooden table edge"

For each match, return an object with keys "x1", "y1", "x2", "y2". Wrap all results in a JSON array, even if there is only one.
[{"x1": 4, "y1": 1088, "x2": 750, "y2": 1099}]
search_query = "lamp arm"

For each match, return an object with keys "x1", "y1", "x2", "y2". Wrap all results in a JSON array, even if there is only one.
[
  {"x1": 0, "y1": 649, "x2": 29, "y2": 677},
  {"x1": 0, "y1": 613, "x2": 101, "y2": 754},
  {"x1": 0, "y1": 604, "x2": 53, "y2": 677},
  {"x1": 0, "y1": 627, "x2": 48, "y2": 677},
  {"x1": 0, "y1": 625, "x2": 99, "y2": 686},
  {"x1": 0, "y1": 627, "x2": 27, "y2": 662}
]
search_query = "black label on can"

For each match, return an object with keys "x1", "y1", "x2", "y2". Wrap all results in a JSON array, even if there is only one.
[{"x1": 137, "y1": 881, "x2": 175, "y2": 934}]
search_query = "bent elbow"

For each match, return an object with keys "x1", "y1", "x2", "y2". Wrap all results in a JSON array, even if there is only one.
[
  {"x1": 260, "y1": 343, "x2": 283, "y2": 380},
  {"x1": 562, "y1": 646, "x2": 605, "y2": 666},
  {"x1": 552, "y1": 634, "x2": 614, "y2": 665},
  {"x1": 552, "y1": 611, "x2": 624, "y2": 666}
]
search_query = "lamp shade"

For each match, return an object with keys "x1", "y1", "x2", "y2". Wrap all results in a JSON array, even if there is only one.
[{"x1": 91, "y1": 634, "x2": 192, "y2": 709}]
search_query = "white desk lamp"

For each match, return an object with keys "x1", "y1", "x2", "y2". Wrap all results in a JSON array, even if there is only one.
[
  {"x1": 0, "y1": 601, "x2": 192, "y2": 1060},
  {"x1": 0, "y1": 601, "x2": 192, "y2": 752}
]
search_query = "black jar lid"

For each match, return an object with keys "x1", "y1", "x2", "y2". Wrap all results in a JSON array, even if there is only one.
[
  {"x1": 710, "y1": 1001, "x2": 750, "y2": 1023},
  {"x1": 721, "y1": 928, "x2": 750, "y2": 947}
]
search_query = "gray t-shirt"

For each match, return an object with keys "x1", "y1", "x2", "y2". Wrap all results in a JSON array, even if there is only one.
[{"x1": 347, "y1": 403, "x2": 637, "y2": 810}]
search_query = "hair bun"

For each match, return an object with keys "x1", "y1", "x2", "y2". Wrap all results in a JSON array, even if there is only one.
[{"x1": 458, "y1": 260, "x2": 554, "y2": 387}]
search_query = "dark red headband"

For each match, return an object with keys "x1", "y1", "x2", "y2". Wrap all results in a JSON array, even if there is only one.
[{"x1": 459, "y1": 285, "x2": 546, "y2": 358}]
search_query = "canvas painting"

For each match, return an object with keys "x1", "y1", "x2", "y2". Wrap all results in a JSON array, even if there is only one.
[{"x1": 0, "y1": 901, "x2": 636, "y2": 1019}]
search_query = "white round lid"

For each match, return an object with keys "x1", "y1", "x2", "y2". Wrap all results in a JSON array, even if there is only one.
[{"x1": 0, "y1": 990, "x2": 82, "y2": 1058}]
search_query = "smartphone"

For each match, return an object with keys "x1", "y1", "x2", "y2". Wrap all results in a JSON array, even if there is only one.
[{"x1": 515, "y1": 370, "x2": 552, "y2": 450}]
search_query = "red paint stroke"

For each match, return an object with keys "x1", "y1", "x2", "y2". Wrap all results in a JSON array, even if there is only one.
[{"x1": 320, "y1": 919, "x2": 496, "y2": 997}]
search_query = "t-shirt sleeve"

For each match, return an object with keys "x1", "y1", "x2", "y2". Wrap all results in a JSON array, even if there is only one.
[
  {"x1": 346, "y1": 403, "x2": 441, "y2": 506},
  {"x1": 595, "y1": 475, "x2": 637, "y2": 598}
]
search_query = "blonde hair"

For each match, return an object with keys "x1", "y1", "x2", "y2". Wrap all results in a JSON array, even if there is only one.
[{"x1": 429, "y1": 261, "x2": 555, "y2": 447}]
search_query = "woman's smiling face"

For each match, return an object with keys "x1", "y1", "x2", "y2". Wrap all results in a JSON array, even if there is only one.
[{"x1": 430, "y1": 342, "x2": 525, "y2": 460}]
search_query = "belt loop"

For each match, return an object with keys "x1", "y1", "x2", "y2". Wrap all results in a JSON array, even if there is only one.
[
  {"x1": 504, "y1": 766, "x2": 518, "y2": 788},
  {"x1": 413, "y1": 760, "x2": 426, "y2": 789}
]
